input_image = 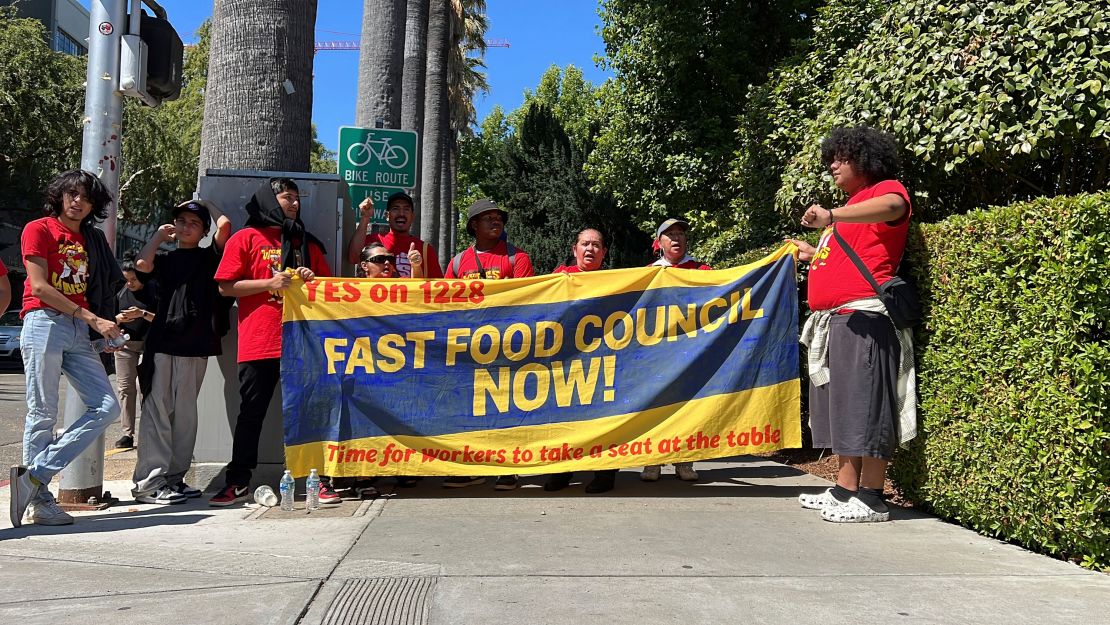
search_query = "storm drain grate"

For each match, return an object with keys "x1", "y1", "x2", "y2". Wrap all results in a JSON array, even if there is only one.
[{"x1": 322, "y1": 577, "x2": 437, "y2": 625}]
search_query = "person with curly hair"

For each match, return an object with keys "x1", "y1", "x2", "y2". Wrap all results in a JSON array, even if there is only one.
[
  {"x1": 788, "y1": 126, "x2": 917, "y2": 523},
  {"x1": 10, "y1": 170, "x2": 126, "y2": 527}
]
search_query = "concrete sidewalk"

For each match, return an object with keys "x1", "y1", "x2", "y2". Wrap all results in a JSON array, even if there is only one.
[{"x1": 1, "y1": 457, "x2": 1107, "y2": 625}]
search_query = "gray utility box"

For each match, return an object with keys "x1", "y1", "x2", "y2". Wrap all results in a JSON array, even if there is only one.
[{"x1": 193, "y1": 169, "x2": 356, "y2": 466}]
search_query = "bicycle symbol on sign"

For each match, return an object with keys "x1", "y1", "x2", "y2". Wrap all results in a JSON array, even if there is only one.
[{"x1": 346, "y1": 135, "x2": 410, "y2": 169}]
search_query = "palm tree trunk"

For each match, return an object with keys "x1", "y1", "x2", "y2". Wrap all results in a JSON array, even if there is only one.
[
  {"x1": 401, "y1": 0, "x2": 429, "y2": 228},
  {"x1": 447, "y1": 137, "x2": 458, "y2": 254},
  {"x1": 437, "y1": 124, "x2": 451, "y2": 254},
  {"x1": 356, "y1": 0, "x2": 406, "y2": 128},
  {"x1": 419, "y1": 0, "x2": 449, "y2": 243},
  {"x1": 199, "y1": 0, "x2": 317, "y2": 174}
]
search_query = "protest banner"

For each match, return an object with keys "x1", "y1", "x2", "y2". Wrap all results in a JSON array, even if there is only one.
[{"x1": 281, "y1": 245, "x2": 801, "y2": 477}]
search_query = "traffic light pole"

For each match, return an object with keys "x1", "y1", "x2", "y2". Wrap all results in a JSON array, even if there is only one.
[{"x1": 60, "y1": 0, "x2": 127, "y2": 507}]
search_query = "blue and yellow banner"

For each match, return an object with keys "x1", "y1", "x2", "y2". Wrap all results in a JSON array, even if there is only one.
[{"x1": 280, "y1": 245, "x2": 801, "y2": 477}]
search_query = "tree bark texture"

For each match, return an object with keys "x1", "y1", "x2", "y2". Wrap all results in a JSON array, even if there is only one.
[
  {"x1": 419, "y1": 0, "x2": 449, "y2": 243},
  {"x1": 401, "y1": 0, "x2": 429, "y2": 222},
  {"x1": 356, "y1": 0, "x2": 407, "y2": 128},
  {"x1": 199, "y1": 0, "x2": 317, "y2": 175},
  {"x1": 447, "y1": 138, "x2": 458, "y2": 254},
  {"x1": 437, "y1": 125, "x2": 451, "y2": 255}
]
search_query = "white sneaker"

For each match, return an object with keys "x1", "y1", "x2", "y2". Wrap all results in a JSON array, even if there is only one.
[
  {"x1": 9, "y1": 466, "x2": 38, "y2": 528},
  {"x1": 135, "y1": 487, "x2": 187, "y2": 505},
  {"x1": 640, "y1": 465, "x2": 662, "y2": 482},
  {"x1": 799, "y1": 488, "x2": 843, "y2": 510},
  {"x1": 675, "y1": 463, "x2": 699, "y2": 481},
  {"x1": 30, "y1": 490, "x2": 74, "y2": 526}
]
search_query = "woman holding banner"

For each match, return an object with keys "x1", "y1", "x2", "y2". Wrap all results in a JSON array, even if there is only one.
[{"x1": 543, "y1": 228, "x2": 620, "y2": 494}]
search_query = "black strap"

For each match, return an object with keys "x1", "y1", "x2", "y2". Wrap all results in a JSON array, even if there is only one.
[
  {"x1": 452, "y1": 243, "x2": 518, "y2": 279},
  {"x1": 831, "y1": 225, "x2": 883, "y2": 295}
]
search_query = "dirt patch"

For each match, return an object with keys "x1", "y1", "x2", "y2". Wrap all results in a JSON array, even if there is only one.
[{"x1": 760, "y1": 448, "x2": 916, "y2": 508}]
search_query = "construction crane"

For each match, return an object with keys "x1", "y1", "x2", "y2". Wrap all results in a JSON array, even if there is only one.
[{"x1": 315, "y1": 38, "x2": 509, "y2": 52}]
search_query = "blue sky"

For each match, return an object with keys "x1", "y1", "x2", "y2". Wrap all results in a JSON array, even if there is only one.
[{"x1": 79, "y1": 0, "x2": 612, "y2": 152}]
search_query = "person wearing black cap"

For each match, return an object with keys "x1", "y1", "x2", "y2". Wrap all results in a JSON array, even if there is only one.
[
  {"x1": 442, "y1": 198, "x2": 534, "y2": 490},
  {"x1": 445, "y1": 198, "x2": 534, "y2": 280},
  {"x1": 642, "y1": 217, "x2": 711, "y2": 483},
  {"x1": 346, "y1": 191, "x2": 443, "y2": 278},
  {"x1": 209, "y1": 178, "x2": 337, "y2": 507},
  {"x1": 130, "y1": 199, "x2": 232, "y2": 504}
]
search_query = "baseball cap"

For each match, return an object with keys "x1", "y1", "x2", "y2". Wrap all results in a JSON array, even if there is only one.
[
  {"x1": 172, "y1": 199, "x2": 215, "y2": 232},
  {"x1": 386, "y1": 191, "x2": 414, "y2": 209},
  {"x1": 655, "y1": 217, "x2": 689, "y2": 239}
]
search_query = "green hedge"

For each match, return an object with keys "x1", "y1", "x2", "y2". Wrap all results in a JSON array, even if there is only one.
[{"x1": 891, "y1": 192, "x2": 1109, "y2": 570}]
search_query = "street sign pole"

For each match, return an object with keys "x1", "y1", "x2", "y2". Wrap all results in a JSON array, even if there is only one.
[{"x1": 60, "y1": 0, "x2": 127, "y2": 507}]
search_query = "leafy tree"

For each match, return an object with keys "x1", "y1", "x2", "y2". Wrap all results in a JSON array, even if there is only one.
[
  {"x1": 589, "y1": 0, "x2": 820, "y2": 254},
  {"x1": 775, "y1": 0, "x2": 1110, "y2": 222},
  {"x1": 119, "y1": 21, "x2": 212, "y2": 224},
  {"x1": 0, "y1": 7, "x2": 84, "y2": 223},
  {"x1": 712, "y1": 0, "x2": 888, "y2": 261}
]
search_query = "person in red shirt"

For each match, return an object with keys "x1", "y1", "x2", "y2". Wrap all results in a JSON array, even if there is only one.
[
  {"x1": 209, "y1": 178, "x2": 337, "y2": 507},
  {"x1": 346, "y1": 191, "x2": 443, "y2": 278},
  {"x1": 445, "y1": 198, "x2": 535, "y2": 280},
  {"x1": 641, "y1": 217, "x2": 709, "y2": 483},
  {"x1": 0, "y1": 259, "x2": 10, "y2": 313},
  {"x1": 544, "y1": 228, "x2": 621, "y2": 494},
  {"x1": 443, "y1": 198, "x2": 534, "y2": 490},
  {"x1": 788, "y1": 126, "x2": 913, "y2": 523},
  {"x1": 10, "y1": 170, "x2": 125, "y2": 528}
]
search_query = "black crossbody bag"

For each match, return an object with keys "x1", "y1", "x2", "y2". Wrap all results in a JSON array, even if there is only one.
[{"x1": 832, "y1": 225, "x2": 922, "y2": 330}]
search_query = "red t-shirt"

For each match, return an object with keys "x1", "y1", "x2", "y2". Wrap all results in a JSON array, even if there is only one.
[
  {"x1": 806, "y1": 179, "x2": 912, "y2": 311},
  {"x1": 215, "y1": 226, "x2": 331, "y2": 362},
  {"x1": 0, "y1": 259, "x2": 7, "y2": 277},
  {"x1": 553, "y1": 264, "x2": 584, "y2": 274},
  {"x1": 20, "y1": 217, "x2": 90, "y2": 317},
  {"x1": 445, "y1": 241, "x2": 535, "y2": 280},
  {"x1": 363, "y1": 230, "x2": 443, "y2": 278}
]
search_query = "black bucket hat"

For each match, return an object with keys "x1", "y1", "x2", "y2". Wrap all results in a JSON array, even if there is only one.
[{"x1": 466, "y1": 198, "x2": 509, "y2": 236}]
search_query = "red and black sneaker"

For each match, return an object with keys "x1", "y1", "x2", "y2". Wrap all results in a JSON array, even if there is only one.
[
  {"x1": 318, "y1": 481, "x2": 342, "y2": 506},
  {"x1": 208, "y1": 484, "x2": 249, "y2": 507}
]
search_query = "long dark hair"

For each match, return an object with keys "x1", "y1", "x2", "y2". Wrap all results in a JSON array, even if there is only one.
[{"x1": 42, "y1": 170, "x2": 113, "y2": 226}]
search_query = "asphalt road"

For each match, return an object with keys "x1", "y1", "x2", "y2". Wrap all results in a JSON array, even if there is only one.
[{"x1": 0, "y1": 370, "x2": 137, "y2": 480}]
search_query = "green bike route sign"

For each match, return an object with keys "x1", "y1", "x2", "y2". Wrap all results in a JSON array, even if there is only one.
[{"x1": 338, "y1": 126, "x2": 419, "y2": 224}]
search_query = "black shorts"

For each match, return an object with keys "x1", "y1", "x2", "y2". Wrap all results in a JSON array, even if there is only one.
[{"x1": 809, "y1": 311, "x2": 901, "y2": 460}]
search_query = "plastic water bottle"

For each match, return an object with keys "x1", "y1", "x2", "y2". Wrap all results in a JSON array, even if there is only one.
[
  {"x1": 305, "y1": 469, "x2": 320, "y2": 511},
  {"x1": 279, "y1": 470, "x2": 296, "y2": 511},
  {"x1": 91, "y1": 333, "x2": 129, "y2": 353}
]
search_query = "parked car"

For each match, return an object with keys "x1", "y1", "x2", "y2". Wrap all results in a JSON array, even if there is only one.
[{"x1": 0, "y1": 310, "x2": 21, "y2": 361}]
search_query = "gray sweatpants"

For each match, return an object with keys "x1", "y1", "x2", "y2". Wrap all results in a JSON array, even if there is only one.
[{"x1": 132, "y1": 353, "x2": 208, "y2": 494}]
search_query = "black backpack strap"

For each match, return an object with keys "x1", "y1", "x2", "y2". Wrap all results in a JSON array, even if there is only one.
[{"x1": 831, "y1": 225, "x2": 883, "y2": 295}]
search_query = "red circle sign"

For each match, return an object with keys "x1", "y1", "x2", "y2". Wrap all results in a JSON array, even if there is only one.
[{"x1": 98, "y1": 22, "x2": 113, "y2": 36}]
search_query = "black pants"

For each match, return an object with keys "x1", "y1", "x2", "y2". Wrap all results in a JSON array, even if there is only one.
[{"x1": 225, "y1": 359, "x2": 280, "y2": 487}]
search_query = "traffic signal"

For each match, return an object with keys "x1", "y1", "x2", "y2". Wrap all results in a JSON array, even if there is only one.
[{"x1": 120, "y1": 10, "x2": 183, "y2": 107}]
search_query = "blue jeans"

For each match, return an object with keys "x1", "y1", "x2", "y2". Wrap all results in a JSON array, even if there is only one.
[{"x1": 21, "y1": 308, "x2": 121, "y2": 485}]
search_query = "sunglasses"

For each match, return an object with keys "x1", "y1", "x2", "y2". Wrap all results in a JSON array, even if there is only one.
[{"x1": 365, "y1": 254, "x2": 396, "y2": 264}]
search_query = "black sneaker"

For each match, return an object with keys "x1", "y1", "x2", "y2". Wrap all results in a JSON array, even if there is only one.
[
  {"x1": 396, "y1": 476, "x2": 422, "y2": 488},
  {"x1": 585, "y1": 471, "x2": 616, "y2": 494},
  {"x1": 543, "y1": 473, "x2": 572, "y2": 492},
  {"x1": 352, "y1": 479, "x2": 379, "y2": 499},
  {"x1": 493, "y1": 474, "x2": 519, "y2": 491},
  {"x1": 208, "y1": 484, "x2": 249, "y2": 507},
  {"x1": 442, "y1": 476, "x2": 485, "y2": 488},
  {"x1": 114, "y1": 435, "x2": 134, "y2": 449}
]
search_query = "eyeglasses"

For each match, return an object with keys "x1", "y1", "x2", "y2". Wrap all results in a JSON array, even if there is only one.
[{"x1": 366, "y1": 254, "x2": 396, "y2": 264}]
